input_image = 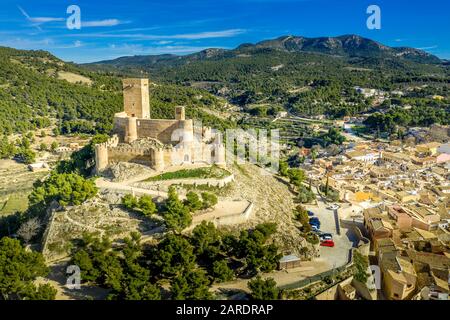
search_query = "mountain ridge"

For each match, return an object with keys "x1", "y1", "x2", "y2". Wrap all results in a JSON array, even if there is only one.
[{"x1": 85, "y1": 34, "x2": 443, "y2": 67}]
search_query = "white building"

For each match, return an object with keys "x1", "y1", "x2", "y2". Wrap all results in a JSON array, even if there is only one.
[{"x1": 345, "y1": 150, "x2": 382, "y2": 163}]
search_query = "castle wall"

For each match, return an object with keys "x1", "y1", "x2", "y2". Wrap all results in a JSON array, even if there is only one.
[
  {"x1": 112, "y1": 115, "x2": 128, "y2": 142},
  {"x1": 215, "y1": 144, "x2": 227, "y2": 167},
  {"x1": 162, "y1": 149, "x2": 173, "y2": 167},
  {"x1": 125, "y1": 117, "x2": 138, "y2": 143},
  {"x1": 178, "y1": 119, "x2": 194, "y2": 143},
  {"x1": 175, "y1": 106, "x2": 185, "y2": 120},
  {"x1": 94, "y1": 135, "x2": 119, "y2": 174},
  {"x1": 135, "y1": 119, "x2": 194, "y2": 145},
  {"x1": 154, "y1": 149, "x2": 165, "y2": 171},
  {"x1": 96, "y1": 78, "x2": 227, "y2": 173},
  {"x1": 123, "y1": 78, "x2": 150, "y2": 119},
  {"x1": 95, "y1": 144, "x2": 108, "y2": 174},
  {"x1": 107, "y1": 145, "x2": 154, "y2": 167}
]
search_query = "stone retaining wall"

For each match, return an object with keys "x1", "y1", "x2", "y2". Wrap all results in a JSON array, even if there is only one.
[
  {"x1": 215, "y1": 202, "x2": 254, "y2": 226},
  {"x1": 134, "y1": 172, "x2": 235, "y2": 190}
]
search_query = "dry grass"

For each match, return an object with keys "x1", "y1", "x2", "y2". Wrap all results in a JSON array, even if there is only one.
[{"x1": 57, "y1": 71, "x2": 92, "y2": 85}]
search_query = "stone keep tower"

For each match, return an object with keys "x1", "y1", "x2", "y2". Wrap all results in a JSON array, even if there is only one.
[{"x1": 123, "y1": 78, "x2": 150, "y2": 119}]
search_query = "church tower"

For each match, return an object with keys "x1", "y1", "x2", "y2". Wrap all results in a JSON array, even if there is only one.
[{"x1": 122, "y1": 78, "x2": 150, "y2": 119}]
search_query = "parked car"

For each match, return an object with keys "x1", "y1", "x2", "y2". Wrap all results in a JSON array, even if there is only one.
[
  {"x1": 309, "y1": 220, "x2": 321, "y2": 227},
  {"x1": 319, "y1": 233, "x2": 333, "y2": 241},
  {"x1": 328, "y1": 204, "x2": 339, "y2": 210},
  {"x1": 309, "y1": 217, "x2": 320, "y2": 223},
  {"x1": 307, "y1": 211, "x2": 314, "y2": 217},
  {"x1": 310, "y1": 223, "x2": 321, "y2": 230},
  {"x1": 320, "y1": 240, "x2": 335, "y2": 247}
]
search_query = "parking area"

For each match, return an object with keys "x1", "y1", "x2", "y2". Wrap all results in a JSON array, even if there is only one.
[{"x1": 305, "y1": 199, "x2": 355, "y2": 269}]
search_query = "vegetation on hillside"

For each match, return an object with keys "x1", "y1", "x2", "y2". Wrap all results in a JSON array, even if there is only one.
[
  {"x1": 70, "y1": 222, "x2": 281, "y2": 300},
  {"x1": 146, "y1": 166, "x2": 231, "y2": 181},
  {"x1": 0, "y1": 237, "x2": 56, "y2": 300},
  {"x1": 0, "y1": 47, "x2": 235, "y2": 137},
  {"x1": 85, "y1": 37, "x2": 449, "y2": 121}
]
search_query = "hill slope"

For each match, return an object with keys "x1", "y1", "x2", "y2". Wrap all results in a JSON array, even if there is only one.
[
  {"x1": 0, "y1": 47, "x2": 233, "y2": 137},
  {"x1": 84, "y1": 35, "x2": 449, "y2": 118},
  {"x1": 245, "y1": 35, "x2": 442, "y2": 64},
  {"x1": 86, "y1": 34, "x2": 444, "y2": 72}
]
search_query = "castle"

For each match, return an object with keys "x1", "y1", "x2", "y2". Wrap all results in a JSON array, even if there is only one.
[{"x1": 94, "y1": 78, "x2": 226, "y2": 174}]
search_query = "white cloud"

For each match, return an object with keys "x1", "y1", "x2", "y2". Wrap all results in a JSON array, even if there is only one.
[
  {"x1": 0, "y1": 37, "x2": 54, "y2": 49},
  {"x1": 17, "y1": 6, "x2": 63, "y2": 30},
  {"x1": 81, "y1": 19, "x2": 129, "y2": 28},
  {"x1": 0, "y1": 36, "x2": 87, "y2": 50},
  {"x1": 68, "y1": 28, "x2": 246, "y2": 40},
  {"x1": 156, "y1": 40, "x2": 173, "y2": 45},
  {"x1": 417, "y1": 45, "x2": 438, "y2": 50},
  {"x1": 29, "y1": 17, "x2": 64, "y2": 23},
  {"x1": 169, "y1": 29, "x2": 246, "y2": 40},
  {"x1": 100, "y1": 43, "x2": 223, "y2": 57},
  {"x1": 52, "y1": 40, "x2": 86, "y2": 49}
]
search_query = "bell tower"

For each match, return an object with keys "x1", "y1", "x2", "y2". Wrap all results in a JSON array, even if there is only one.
[{"x1": 122, "y1": 78, "x2": 150, "y2": 119}]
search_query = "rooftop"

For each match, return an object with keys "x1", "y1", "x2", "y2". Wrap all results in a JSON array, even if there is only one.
[{"x1": 416, "y1": 142, "x2": 441, "y2": 150}]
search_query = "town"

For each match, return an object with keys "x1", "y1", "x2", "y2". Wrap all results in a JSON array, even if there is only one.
[{"x1": 0, "y1": 0, "x2": 448, "y2": 305}]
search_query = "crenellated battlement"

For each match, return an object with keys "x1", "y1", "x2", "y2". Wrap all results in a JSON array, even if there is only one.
[
  {"x1": 94, "y1": 78, "x2": 226, "y2": 174},
  {"x1": 108, "y1": 145, "x2": 153, "y2": 155}
]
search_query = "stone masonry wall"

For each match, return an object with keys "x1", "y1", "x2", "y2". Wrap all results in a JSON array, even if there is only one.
[
  {"x1": 107, "y1": 145, "x2": 155, "y2": 167},
  {"x1": 136, "y1": 119, "x2": 193, "y2": 145}
]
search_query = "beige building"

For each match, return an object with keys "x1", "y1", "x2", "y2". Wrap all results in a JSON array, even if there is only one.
[
  {"x1": 416, "y1": 142, "x2": 441, "y2": 156},
  {"x1": 95, "y1": 79, "x2": 226, "y2": 173},
  {"x1": 381, "y1": 254, "x2": 417, "y2": 300},
  {"x1": 345, "y1": 150, "x2": 381, "y2": 163},
  {"x1": 376, "y1": 241, "x2": 417, "y2": 300}
]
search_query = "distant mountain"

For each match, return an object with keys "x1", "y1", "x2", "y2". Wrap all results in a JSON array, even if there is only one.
[
  {"x1": 241, "y1": 35, "x2": 442, "y2": 64},
  {"x1": 85, "y1": 34, "x2": 443, "y2": 71},
  {"x1": 82, "y1": 34, "x2": 448, "y2": 115}
]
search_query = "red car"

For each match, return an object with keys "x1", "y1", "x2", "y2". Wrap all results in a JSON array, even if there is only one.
[{"x1": 320, "y1": 240, "x2": 335, "y2": 247}]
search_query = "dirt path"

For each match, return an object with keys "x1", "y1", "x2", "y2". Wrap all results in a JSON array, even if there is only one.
[
  {"x1": 64, "y1": 212, "x2": 105, "y2": 235},
  {"x1": 96, "y1": 178, "x2": 170, "y2": 198},
  {"x1": 212, "y1": 260, "x2": 330, "y2": 293}
]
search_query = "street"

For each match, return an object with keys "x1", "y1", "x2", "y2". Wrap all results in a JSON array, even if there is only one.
[{"x1": 304, "y1": 197, "x2": 355, "y2": 269}]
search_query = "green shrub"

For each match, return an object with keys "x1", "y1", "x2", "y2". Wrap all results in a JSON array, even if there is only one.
[
  {"x1": 122, "y1": 194, "x2": 138, "y2": 210},
  {"x1": 138, "y1": 195, "x2": 156, "y2": 216},
  {"x1": 201, "y1": 192, "x2": 218, "y2": 209},
  {"x1": 185, "y1": 191, "x2": 203, "y2": 211}
]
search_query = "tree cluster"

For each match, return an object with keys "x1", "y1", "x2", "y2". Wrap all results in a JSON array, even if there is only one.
[
  {"x1": 71, "y1": 221, "x2": 281, "y2": 300},
  {"x1": 29, "y1": 172, "x2": 98, "y2": 209},
  {"x1": 0, "y1": 237, "x2": 56, "y2": 300}
]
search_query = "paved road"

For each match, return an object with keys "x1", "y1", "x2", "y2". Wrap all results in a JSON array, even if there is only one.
[
  {"x1": 305, "y1": 197, "x2": 354, "y2": 269},
  {"x1": 342, "y1": 125, "x2": 367, "y2": 143},
  {"x1": 96, "y1": 178, "x2": 170, "y2": 198}
]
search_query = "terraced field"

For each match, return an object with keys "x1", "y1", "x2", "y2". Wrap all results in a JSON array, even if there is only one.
[{"x1": 0, "y1": 160, "x2": 47, "y2": 215}]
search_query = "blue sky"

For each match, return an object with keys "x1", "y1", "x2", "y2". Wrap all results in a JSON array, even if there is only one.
[{"x1": 1, "y1": 0, "x2": 449, "y2": 63}]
